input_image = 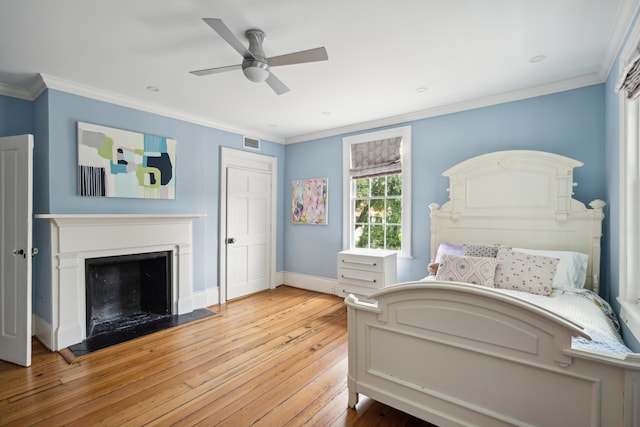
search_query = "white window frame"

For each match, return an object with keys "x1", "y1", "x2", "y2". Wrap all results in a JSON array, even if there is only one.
[
  {"x1": 618, "y1": 20, "x2": 640, "y2": 341},
  {"x1": 342, "y1": 126, "x2": 412, "y2": 258}
]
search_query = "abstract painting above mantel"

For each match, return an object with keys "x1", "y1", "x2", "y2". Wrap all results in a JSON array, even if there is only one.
[{"x1": 77, "y1": 122, "x2": 177, "y2": 199}]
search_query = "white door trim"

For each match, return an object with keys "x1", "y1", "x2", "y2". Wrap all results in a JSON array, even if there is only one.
[{"x1": 219, "y1": 147, "x2": 277, "y2": 304}]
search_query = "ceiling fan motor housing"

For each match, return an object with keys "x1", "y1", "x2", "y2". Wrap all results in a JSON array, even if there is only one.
[{"x1": 243, "y1": 29, "x2": 270, "y2": 82}]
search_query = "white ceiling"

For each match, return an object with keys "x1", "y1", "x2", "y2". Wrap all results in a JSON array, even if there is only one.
[{"x1": 0, "y1": 0, "x2": 637, "y2": 143}]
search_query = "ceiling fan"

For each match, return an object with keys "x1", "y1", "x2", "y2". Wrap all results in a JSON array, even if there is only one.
[{"x1": 190, "y1": 18, "x2": 328, "y2": 95}]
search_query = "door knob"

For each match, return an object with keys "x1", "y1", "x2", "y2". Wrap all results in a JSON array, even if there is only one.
[
  {"x1": 226, "y1": 238, "x2": 236, "y2": 244},
  {"x1": 13, "y1": 249, "x2": 25, "y2": 258}
]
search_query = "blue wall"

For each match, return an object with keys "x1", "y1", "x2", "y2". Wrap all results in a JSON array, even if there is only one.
[
  {"x1": 285, "y1": 85, "x2": 606, "y2": 284},
  {"x1": 0, "y1": 89, "x2": 285, "y2": 324},
  {"x1": 0, "y1": 95, "x2": 32, "y2": 135}
]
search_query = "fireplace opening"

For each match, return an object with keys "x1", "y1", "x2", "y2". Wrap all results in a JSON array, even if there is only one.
[{"x1": 85, "y1": 251, "x2": 172, "y2": 339}]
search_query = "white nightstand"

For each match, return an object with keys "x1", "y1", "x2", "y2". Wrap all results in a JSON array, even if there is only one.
[{"x1": 337, "y1": 249, "x2": 397, "y2": 300}]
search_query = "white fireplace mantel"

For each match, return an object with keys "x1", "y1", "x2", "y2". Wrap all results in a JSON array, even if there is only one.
[{"x1": 35, "y1": 213, "x2": 205, "y2": 351}]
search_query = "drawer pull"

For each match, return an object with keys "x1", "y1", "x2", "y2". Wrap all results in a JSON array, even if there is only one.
[
  {"x1": 341, "y1": 274, "x2": 377, "y2": 283},
  {"x1": 342, "y1": 259, "x2": 377, "y2": 267}
]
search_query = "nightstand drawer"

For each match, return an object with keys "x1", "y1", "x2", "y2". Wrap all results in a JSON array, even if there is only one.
[
  {"x1": 338, "y1": 267, "x2": 385, "y2": 289},
  {"x1": 338, "y1": 253, "x2": 385, "y2": 273}
]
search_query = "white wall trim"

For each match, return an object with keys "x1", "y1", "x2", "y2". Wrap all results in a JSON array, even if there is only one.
[
  {"x1": 282, "y1": 272, "x2": 339, "y2": 296},
  {"x1": 32, "y1": 313, "x2": 53, "y2": 350},
  {"x1": 619, "y1": 300, "x2": 640, "y2": 341},
  {"x1": 600, "y1": 0, "x2": 640, "y2": 79},
  {"x1": 191, "y1": 287, "x2": 220, "y2": 309},
  {"x1": 0, "y1": 82, "x2": 34, "y2": 100},
  {"x1": 274, "y1": 271, "x2": 285, "y2": 287}
]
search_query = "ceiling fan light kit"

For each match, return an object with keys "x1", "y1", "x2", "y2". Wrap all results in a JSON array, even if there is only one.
[
  {"x1": 242, "y1": 60, "x2": 270, "y2": 82},
  {"x1": 191, "y1": 18, "x2": 328, "y2": 94}
]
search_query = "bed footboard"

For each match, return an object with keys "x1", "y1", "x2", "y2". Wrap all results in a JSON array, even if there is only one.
[{"x1": 346, "y1": 282, "x2": 640, "y2": 427}]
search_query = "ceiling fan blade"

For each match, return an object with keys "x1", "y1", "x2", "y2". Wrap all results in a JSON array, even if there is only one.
[
  {"x1": 190, "y1": 64, "x2": 242, "y2": 76},
  {"x1": 268, "y1": 47, "x2": 328, "y2": 67},
  {"x1": 265, "y1": 73, "x2": 290, "y2": 95},
  {"x1": 203, "y1": 18, "x2": 253, "y2": 59}
]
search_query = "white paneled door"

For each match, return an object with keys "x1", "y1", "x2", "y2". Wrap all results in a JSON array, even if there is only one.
[
  {"x1": 0, "y1": 134, "x2": 33, "y2": 367},
  {"x1": 226, "y1": 167, "x2": 271, "y2": 300}
]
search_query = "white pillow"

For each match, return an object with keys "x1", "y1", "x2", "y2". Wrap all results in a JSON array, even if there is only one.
[{"x1": 513, "y1": 248, "x2": 588, "y2": 289}]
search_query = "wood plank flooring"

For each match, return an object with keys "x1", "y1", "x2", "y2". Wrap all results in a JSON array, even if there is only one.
[{"x1": 0, "y1": 286, "x2": 433, "y2": 426}]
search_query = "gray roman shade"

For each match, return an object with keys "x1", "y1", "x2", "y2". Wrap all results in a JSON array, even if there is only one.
[
  {"x1": 350, "y1": 137, "x2": 402, "y2": 179},
  {"x1": 617, "y1": 44, "x2": 640, "y2": 100}
]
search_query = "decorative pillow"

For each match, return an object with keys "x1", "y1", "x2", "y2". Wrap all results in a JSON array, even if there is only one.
[
  {"x1": 513, "y1": 248, "x2": 588, "y2": 289},
  {"x1": 434, "y1": 242, "x2": 464, "y2": 263},
  {"x1": 494, "y1": 247, "x2": 559, "y2": 296},
  {"x1": 435, "y1": 253, "x2": 498, "y2": 287},
  {"x1": 463, "y1": 243, "x2": 500, "y2": 258}
]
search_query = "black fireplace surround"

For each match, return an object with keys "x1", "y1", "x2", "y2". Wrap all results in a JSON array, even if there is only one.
[{"x1": 85, "y1": 251, "x2": 172, "y2": 338}]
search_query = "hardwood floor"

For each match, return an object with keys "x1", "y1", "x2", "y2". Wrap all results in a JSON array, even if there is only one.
[{"x1": 0, "y1": 286, "x2": 433, "y2": 426}]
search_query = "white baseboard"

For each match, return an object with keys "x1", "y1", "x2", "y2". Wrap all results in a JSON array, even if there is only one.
[
  {"x1": 273, "y1": 271, "x2": 285, "y2": 288},
  {"x1": 192, "y1": 287, "x2": 220, "y2": 309},
  {"x1": 33, "y1": 313, "x2": 54, "y2": 351},
  {"x1": 281, "y1": 271, "x2": 340, "y2": 296}
]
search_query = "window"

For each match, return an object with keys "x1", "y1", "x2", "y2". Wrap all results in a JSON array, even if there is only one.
[
  {"x1": 342, "y1": 126, "x2": 411, "y2": 257},
  {"x1": 617, "y1": 23, "x2": 640, "y2": 340}
]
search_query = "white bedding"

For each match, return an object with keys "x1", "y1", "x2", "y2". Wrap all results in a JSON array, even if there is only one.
[
  {"x1": 494, "y1": 287, "x2": 632, "y2": 355},
  {"x1": 421, "y1": 276, "x2": 631, "y2": 355}
]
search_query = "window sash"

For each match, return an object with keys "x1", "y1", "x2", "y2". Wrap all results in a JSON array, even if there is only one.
[{"x1": 352, "y1": 176, "x2": 402, "y2": 251}]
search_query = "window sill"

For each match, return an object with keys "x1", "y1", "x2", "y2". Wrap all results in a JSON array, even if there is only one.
[{"x1": 618, "y1": 298, "x2": 640, "y2": 343}]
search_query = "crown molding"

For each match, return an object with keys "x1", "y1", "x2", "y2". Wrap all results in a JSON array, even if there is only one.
[
  {"x1": 0, "y1": 82, "x2": 33, "y2": 100},
  {"x1": 600, "y1": 0, "x2": 640, "y2": 79},
  {"x1": 0, "y1": 70, "x2": 612, "y2": 146},
  {"x1": 285, "y1": 73, "x2": 605, "y2": 144},
  {"x1": 36, "y1": 74, "x2": 285, "y2": 144}
]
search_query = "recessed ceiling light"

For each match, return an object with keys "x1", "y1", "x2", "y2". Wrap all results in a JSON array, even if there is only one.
[
  {"x1": 416, "y1": 86, "x2": 428, "y2": 93},
  {"x1": 146, "y1": 85, "x2": 160, "y2": 92},
  {"x1": 529, "y1": 55, "x2": 546, "y2": 63},
  {"x1": 321, "y1": 111, "x2": 331, "y2": 116}
]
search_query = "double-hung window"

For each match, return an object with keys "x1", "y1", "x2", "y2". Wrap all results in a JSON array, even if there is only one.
[
  {"x1": 617, "y1": 22, "x2": 640, "y2": 341},
  {"x1": 342, "y1": 126, "x2": 411, "y2": 258}
]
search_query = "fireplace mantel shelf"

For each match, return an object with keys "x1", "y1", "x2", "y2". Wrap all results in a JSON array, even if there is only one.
[{"x1": 35, "y1": 213, "x2": 206, "y2": 219}]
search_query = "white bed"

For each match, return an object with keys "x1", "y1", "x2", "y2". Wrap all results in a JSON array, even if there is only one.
[{"x1": 345, "y1": 150, "x2": 640, "y2": 426}]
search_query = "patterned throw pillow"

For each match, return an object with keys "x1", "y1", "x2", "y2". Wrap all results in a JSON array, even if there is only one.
[
  {"x1": 435, "y1": 254, "x2": 498, "y2": 287},
  {"x1": 494, "y1": 247, "x2": 559, "y2": 296},
  {"x1": 463, "y1": 244, "x2": 500, "y2": 258}
]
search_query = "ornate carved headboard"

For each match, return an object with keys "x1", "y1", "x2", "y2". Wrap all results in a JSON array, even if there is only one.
[{"x1": 429, "y1": 150, "x2": 605, "y2": 292}]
